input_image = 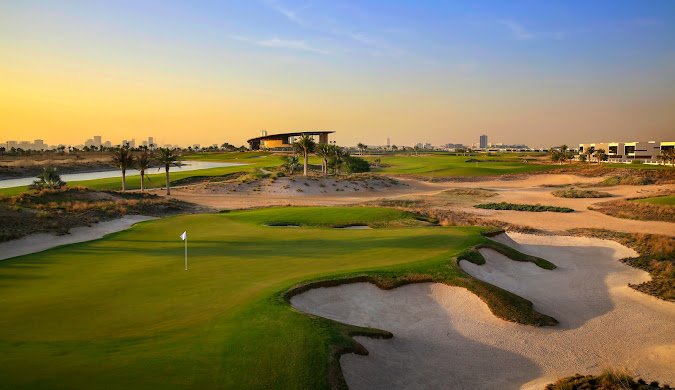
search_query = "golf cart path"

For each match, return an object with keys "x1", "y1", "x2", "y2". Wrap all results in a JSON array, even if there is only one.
[
  {"x1": 0, "y1": 215, "x2": 156, "y2": 261},
  {"x1": 291, "y1": 232, "x2": 675, "y2": 389}
]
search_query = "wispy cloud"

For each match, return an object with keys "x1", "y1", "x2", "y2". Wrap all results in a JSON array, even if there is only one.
[
  {"x1": 230, "y1": 35, "x2": 331, "y2": 55},
  {"x1": 499, "y1": 19, "x2": 534, "y2": 40},
  {"x1": 266, "y1": 0, "x2": 311, "y2": 26},
  {"x1": 263, "y1": 0, "x2": 404, "y2": 57}
]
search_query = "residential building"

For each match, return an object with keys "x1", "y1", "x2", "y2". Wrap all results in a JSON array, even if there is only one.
[
  {"x1": 578, "y1": 140, "x2": 675, "y2": 163},
  {"x1": 479, "y1": 134, "x2": 488, "y2": 149}
]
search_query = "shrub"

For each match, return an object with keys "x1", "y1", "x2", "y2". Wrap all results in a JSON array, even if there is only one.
[
  {"x1": 343, "y1": 156, "x2": 370, "y2": 173},
  {"x1": 631, "y1": 159, "x2": 644, "y2": 165},
  {"x1": 475, "y1": 202, "x2": 574, "y2": 213},
  {"x1": 552, "y1": 188, "x2": 613, "y2": 198}
]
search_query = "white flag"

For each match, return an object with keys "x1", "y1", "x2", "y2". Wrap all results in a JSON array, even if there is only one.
[{"x1": 180, "y1": 231, "x2": 187, "y2": 241}]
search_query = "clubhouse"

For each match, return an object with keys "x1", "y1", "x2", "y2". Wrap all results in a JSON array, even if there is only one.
[
  {"x1": 247, "y1": 130, "x2": 334, "y2": 150},
  {"x1": 578, "y1": 140, "x2": 675, "y2": 163}
]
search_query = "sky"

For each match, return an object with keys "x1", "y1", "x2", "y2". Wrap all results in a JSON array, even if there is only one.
[{"x1": 1, "y1": 0, "x2": 674, "y2": 148}]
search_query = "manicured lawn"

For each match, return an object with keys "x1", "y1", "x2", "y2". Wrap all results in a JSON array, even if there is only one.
[
  {"x1": 633, "y1": 195, "x2": 675, "y2": 206},
  {"x1": 0, "y1": 207, "x2": 549, "y2": 389},
  {"x1": 368, "y1": 154, "x2": 555, "y2": 177}
]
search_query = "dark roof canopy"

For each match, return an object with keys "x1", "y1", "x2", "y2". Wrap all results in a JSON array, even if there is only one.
[{"x1": 247, "y1": 131, "x2": 334, "y2": 144}]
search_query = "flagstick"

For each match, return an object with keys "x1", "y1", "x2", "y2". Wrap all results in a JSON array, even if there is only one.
[{"x1": 184, "y1": 235, "x2": 188, "y2": 271}]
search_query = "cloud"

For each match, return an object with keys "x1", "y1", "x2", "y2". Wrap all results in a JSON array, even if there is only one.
[
  {"x1": 266, "y1": 0, "x2": 311, "y2": 26},
  {"x1": 499, "y1": 19, "x2": 534, "y2": 40},
  {"x1": 229, "y1": 35, "x2": 331, "y2": 55}
]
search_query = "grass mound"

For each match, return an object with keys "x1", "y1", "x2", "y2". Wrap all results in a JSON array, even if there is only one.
[
  {"x1": 457, "y1": 239, "x2": 556, "y2": 270},
  {"x1": 442, "y1": 188, "x2": 498, "y2": 197},
  {"x1": 589, "y1": 198, "x2": 675, "y2": 223},
  {"x1": 547, "y1": 368, "x2": 670, "y2": 389},
  {"x1": 552, "y1": 188, "x2": 613, "y2": 198},
  {"x1": 597, "y1": 175, "x2": 654, "y2": 186},
  {"x1": 226, "y1": 206, "x2": 432, "y2": 228},
  {"x1": 475, "y1": 202, "x2": 574, "y2": 213},
  {"x1": 0, "y1": 207, "x2": 557, "y2": 388}
]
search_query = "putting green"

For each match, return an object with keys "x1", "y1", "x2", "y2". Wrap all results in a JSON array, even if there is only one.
[{"x1": 0, "y1": 207, "x2": 494, "y2": 388}]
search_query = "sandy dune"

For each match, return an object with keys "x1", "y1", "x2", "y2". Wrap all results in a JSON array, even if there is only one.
[
  {"x1": 165, "y1": 173, "x2": 674, "y2": 236},
  {"x1": 291, "y1": 233, "x2": 675, "y2": 389},
  {"x1": 0, "y1": 215, "x2": 155, "y2": 261}
]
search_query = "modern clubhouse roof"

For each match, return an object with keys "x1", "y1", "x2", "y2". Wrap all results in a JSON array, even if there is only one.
[{"x1": 247, "y1": 131, "x2": 334, "y2": 150}]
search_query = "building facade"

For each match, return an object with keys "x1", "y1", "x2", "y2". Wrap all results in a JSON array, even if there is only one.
[
  {"x1": 247, "y1": 131, "x2": 334, "y2": 150},
  {"x1": 479, "y1": 134, "x2": 488, "y2": 149},
  {"x1": 578, "y1": 140, "x2": 675, "y2": 163}
]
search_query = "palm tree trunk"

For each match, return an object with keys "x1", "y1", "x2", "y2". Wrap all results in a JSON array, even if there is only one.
[
  {"x1": 140, "y1": 171, "x2": 145, "y2": 192},
  {"x1": 165, "y1": 166, "x2": 171, "y2": 195},
  {"x1": 323, "y1": 158, "x2": 328, "y2": 176},
  {"x1": 303, "y1": 152, "x2": 308, "y2": 176},
  {"x1": 122, "y1": 169, "x2": 126, "y2": 191}
]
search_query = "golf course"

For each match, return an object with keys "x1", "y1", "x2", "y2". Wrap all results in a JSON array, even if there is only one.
[{"x1": 0, "y1": 206, "x2": 551, "y2": 389}]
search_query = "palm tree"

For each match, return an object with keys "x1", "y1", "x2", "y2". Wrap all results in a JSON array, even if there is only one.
[
  {"x1": 156, "y1": 148, "x2": 181, "y2": 195},
  {"x1": 293, "y1": 134, "x2": 316, "y2": 176},
  {"x1": 593, "y1": 148, "x2": 607, "y2": 164},
  {"x1": 315, "y1": 143, "x2": 332, "y2": 176},
  {"x1": 357, "y1": 143, "x2": 365, "y2": 155},
  {"x1": 658, "y1": 148, "x2": 675, "y2": 167},
  {"x1": 30, "y1": 167, "x2": 65, "y2": 190},
  {"x1": 136, "y1": 150, "x2": 153, "y2": 192},
  {"x1": 112, "y1": 146, "x2": 135, "y2": 191},
  {"x1": 550, "y1": 149, "x2": 563, "y2": 165},
  {"x1": 583, "y1": 148, "x2": 594, "y2": 165},
  {"x1": 332, "y1": 147, "x2": 348, "y2": 175}
]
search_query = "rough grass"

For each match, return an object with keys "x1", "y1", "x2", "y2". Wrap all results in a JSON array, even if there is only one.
[
  {"x1": 0, "y1": 207, "x2": 556, "y2": 389},
  {"x1": 552, "y1": 188, "x2": 613, "y2": 198},
  {"x1": 589, "y1": 198, "x2": 675, "y2": 223},
  {"x1": 547, "y1": 368, "x2": 671, "y2": 389},
  {"x1": 568, "y1": 229, "x2": 674, "y2": 301},
  {"x1": 475, "y1": 202, "x2": 575, "y2": 213}
]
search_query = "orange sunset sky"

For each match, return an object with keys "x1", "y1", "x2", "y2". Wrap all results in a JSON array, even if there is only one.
[{"x1": 1, "y1": 1, "x2": 674, "y2": 148}]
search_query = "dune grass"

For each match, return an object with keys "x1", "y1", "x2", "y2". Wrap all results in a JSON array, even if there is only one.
[
  {"x1": 552, "y1": 188, "x2": 613, "y2": 198},
  {"x1": 367, "y1": 154, "x2": 555, "y2": 178},
  {"x1": 475, "y1": 202, "x2": 575, "y2": 213},
  {"x1": 0, "y1": 206, "x2": 554, "y2": 389}
]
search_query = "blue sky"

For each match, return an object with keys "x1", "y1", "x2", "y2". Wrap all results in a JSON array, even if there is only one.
[{"x1": 1, "y1": 0, "x2": 674, "y2": 146}]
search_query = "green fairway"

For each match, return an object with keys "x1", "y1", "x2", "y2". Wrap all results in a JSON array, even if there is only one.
[
  {"x1": 633, "y1": 195, "x2": 675, "y2": 206},
  {"x1": 0, "y1": 207, "x2": 550, "y2": 389},
  {"x1": 368, "y1": 154, "x2": 555, "y2": 177}
]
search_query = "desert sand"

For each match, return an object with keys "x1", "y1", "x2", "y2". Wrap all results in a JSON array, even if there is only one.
[
  {"x1": 0, "y1": 215, "x2": 155, "y2": 261},
  {"x1": 291, "y1": 232, "x2": 675, "y2": 389}
]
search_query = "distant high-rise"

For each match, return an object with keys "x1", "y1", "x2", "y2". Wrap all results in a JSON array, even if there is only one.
[
  {"x1": 480, "y1": 134, "x2": 488, "y2": 149},
  {"x1": 93, "y1": 136, "x2": 102, "y2": 147},
  {"x1": 148, "y1": 136, "x2": 154, "y2": 147},
  {"x1": 387, "y1": 138, "x2": 391, "y2": 147}
]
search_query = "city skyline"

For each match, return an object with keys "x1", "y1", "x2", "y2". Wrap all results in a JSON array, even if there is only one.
[{"x1": 1, "y1": 1, "x2": 674, "y2": 147}]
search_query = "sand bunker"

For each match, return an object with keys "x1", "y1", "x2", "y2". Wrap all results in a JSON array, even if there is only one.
[
  {"x1": 291, "y1": 233, "x2": 675, "y2": 389},
  {"x1": 0, "y1": 215, "x2": 155, "y2": 261}
]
